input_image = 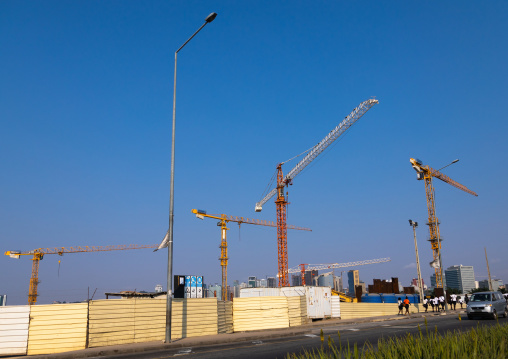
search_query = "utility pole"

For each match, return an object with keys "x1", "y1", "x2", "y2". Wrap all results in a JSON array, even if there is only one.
[
  {"x1": 409, "y1": 220, "x2": 425, "y2": 307},
  {"x1": 485, "y1": 247, "x2": 493, "y2": 291}
]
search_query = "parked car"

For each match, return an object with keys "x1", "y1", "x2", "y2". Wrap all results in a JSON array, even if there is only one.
[{"x1": 466, "y1": 291, "x2": 508, "y2": 320}]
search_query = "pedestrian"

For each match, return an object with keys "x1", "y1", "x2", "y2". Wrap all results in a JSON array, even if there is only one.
[
  {"x1": 423, "y1": 297, "x2": 428, "y2": 313},
  {"x1": 465, "y1": 294, "x2": 469, "y2": 304},
  {"x1": 439, "y1": 295, "x2": 445, "y2": 311},
  {"x1": 459, "y1": 296, "x2": 464, "y2": 309},
  {"x1": 404, "y1": 296, "x2": 411, "y2": 315},
  {"x1": 397, "y1": 297, "x2": 403, "y2": 315},
  {"x1": 430, "y1": 296, "x2": 435, "y2": 312},
  {"x1": 451, "y1": 293, "x2": 457, "y2": 310},
  {"x1": 434, "y1": 296, "x2": 440, "y2": 312}
]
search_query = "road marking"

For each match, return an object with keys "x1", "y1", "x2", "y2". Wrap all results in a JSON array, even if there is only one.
[
  {"x1": 390, "y1": 326, "x2": 418, "y2": 329},
  {"x1": 345, "y1": 329, "x2": 360, "y2": 331},
  {"x1": 252, "y1": 340, "x2": 263, "y2": 345},
  {"x1": 304, "y1": 334, "x2": 318, "y2": 337},
  {"x1": 174, "y1": 348, "x2": 192, "y2": 356}
]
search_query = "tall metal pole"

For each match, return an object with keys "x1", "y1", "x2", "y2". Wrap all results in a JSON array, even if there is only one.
[
  {"x1": 485, "y1": 247, "x2": 493, "y2": 291},
  {"x1": 165, "y1": 12, "x2": 217, "y2": 343},
  {"x1": 409, "y1": 220, "x2": 425, "y2": 308}
]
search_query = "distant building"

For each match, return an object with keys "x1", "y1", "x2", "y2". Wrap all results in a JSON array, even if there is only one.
[
  {"x1": 248, "y1": 276, "x2": 257, "y2": 288},
  {"x1": 317, "y1": 271, "x2": 334, "y2": 288},
  {"x1": 348, "y1": 270, "x2": 359, "y2": 295},
  {"x1": 233, "y1": 280, "x2": 240, "y2": 297},
  {"x1": 259, "y1": 278, "x2": 267, "y2": 288},
  {"x1": 292, "y1": 274, "x2": 302, "y2": 286},
  {"x1": 0, "y1": 295, "x2": 6, "y2": 306},
  {"x1": 305, "y1": 270, "x2": 319, "y2": 286},
  {"x1": 154, "y1": 284, "x2": 163, "y2": 293},
  {"x1": 444, "y1": 265, "x2": 475, "y2": 293},
  {"x1": 267, "y1": 277, "x2": 277, "y2": 288},
  {"x1": 478, "y1": 279, "x2": 504, "y2": 291},
  {"x1": 208, "y1": 284, "x2": 221, "y2": 299}
]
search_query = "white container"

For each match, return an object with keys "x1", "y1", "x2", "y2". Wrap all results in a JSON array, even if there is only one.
[
  {"x1": 239, "y1": 287, "x2": 281, "y2": 297},
  {"x1": 240, "y1": 286, "x2": 332, "y2": 319}
]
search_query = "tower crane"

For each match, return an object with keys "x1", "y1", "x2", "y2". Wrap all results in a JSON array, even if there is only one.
[
  {"x1": 288, "y1": 257, "x2": 391, "y2": 286},
  {"x1": 191, "y1": 209, "x2": 311, "y2": 301},
  {"x1": 5, "y1": 244, "x2": 158, "y2": 305},
  {"x1": 255, "y1": 98, "x2": 379, "y2": 287},
  {"x1": 410, "y1": 158, "x2": 478, "y2": 288}
]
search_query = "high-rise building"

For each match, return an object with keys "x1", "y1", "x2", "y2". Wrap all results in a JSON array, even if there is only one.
[
  {"x1": 259, "y1": 278, "x2": 267, "y2": 288},
  {"x1": 444, "y1": 265, "x2": 475, "y2": 293},
  {"x1": 305, "y1": 270, "x2": 319, "y2": 286},
  {"x1": 248, "y1": 276, "x2": 257, "y2": 288},
  {"x1": 317, "y1": 272, "x2": 334, "y2": 288},
  {"x1": 348, "y1": 270, "x2": 359, "y2": 295},
  {"x1": 478, "y1": 279, "x2": 504, "y2": 291},
  {"x1": 292, "y1": 274, "x2": 302, "y2": 286},
  {"x1": 267, "y1": 277, "x2": 277, "y2": 288}
]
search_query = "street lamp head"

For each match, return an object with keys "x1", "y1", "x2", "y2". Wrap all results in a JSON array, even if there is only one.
[{"x1": 205, "y1": 12, "x2": 217, "y2": 23}]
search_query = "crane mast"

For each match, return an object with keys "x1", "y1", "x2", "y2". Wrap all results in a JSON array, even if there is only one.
[
  {"x1": 410, "y1": 158, "x2": 477, "y2": 288},
  {"x1": 256, "y1": 99, "x2": 379, "y2": 287},
  {"x1": 5, "y1": 244, "x2": 158, "y2": 305}
]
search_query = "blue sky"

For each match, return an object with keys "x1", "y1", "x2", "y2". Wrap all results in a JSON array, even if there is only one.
[{"x1": 1, "y1": 1, "x2": 507, "y2": 305}]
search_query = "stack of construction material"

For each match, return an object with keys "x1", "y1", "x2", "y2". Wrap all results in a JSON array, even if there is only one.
[
  {"x1": 27, "y1": 303, "x2": 88, "y2": 355},
  {"x1": 340, "y1": 302, "x2": 418, "y2": 319},
  {"x1": 287, "y1": 296, "x2": 307, "y2": 326},
  {"x1": 0, "y1": 305, "x2": 30, "y2": 356},
  {"x1": 171, "y1": 298, "x2": 218, "y2": 339},
  {"x1": 217, "y1": 301, "x2": 233, "y2": 334},
  {"x1": 233, "y1": 296, "x2": 289, "y2": 332}
]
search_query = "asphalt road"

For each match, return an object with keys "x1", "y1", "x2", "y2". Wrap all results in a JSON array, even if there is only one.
[{"x1": 89, "y1": 314, "x2": 507, "y2": 359}]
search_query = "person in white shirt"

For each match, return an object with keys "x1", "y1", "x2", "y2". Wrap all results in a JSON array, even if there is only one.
[
  {"x1": 423, "y1": 297, "x2": 428, "y2": 313},
  {"x1": 439, "y1": 295, "x2": 445, "y2": 311},
  {"x1": 450, "y1": 294, "x2": 457, "y2": 310},
  {"x1": 459, "y1": 296, "x2": 464, "y2": 309},
  {"x1": 433, "y1": 297, "x2": 440, "y2": 312}
]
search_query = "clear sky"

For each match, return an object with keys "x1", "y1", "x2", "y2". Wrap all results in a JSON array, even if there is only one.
[{"x1": 1, "y1": 1, "x2": 507, "y2": 305}]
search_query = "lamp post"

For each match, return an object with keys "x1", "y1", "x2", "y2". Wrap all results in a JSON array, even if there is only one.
[
  {"x1": 409, "y1": 220, "x2": 425, "y2": 310},
  {"x1": 166, "y1": 12, "x2": 217, "y2": 343}
]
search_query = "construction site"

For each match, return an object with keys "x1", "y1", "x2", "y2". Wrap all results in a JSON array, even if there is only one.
[{"x1": 1, "y1": 2, "x2": 501, "y2": 357}]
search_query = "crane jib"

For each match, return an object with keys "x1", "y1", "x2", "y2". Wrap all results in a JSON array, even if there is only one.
[{"x1": 255, "y1": 98, "x2": 378, "y2": 211}]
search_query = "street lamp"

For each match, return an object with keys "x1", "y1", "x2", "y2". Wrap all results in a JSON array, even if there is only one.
[
  {"x1": 409, "y1": 220, "x2": 425, "y2": 310},
  {"x1": 166, "y1": 12, "x2": 217, "y2": 343}
]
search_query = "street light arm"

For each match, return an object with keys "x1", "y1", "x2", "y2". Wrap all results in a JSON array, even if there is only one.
[{"x1": 176, "y1": 13, "x2": 217, "y2": 53}]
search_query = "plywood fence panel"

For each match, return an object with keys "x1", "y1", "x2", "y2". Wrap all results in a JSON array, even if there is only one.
[
  {"x1": 27, "y1": 303, "x2": 88, "y2": 355},
  {"x1": 88, "y1": 299, "x2": 135, "y2": 347},
  {"x1": 218, "y1": 301, "x2": 233, "y2": 334},
  {"x1": 171, "y1": 298, "x2": 218, "y2": 339},
  {"x1": 233, "y1": 297, "x2": 289, "y2": 332},
  {"x1": 287, "y1": 296, "x2": 307, "y2": 327},
  {"x1": 340, "y1": 302, "x2": 418, "y2": 319},
  {"x1": 0, "y1": 305, "x2": 30, "y2": 356},
  {"x1": 133, "y1": 298, "x2": 166, "y2": 343}
]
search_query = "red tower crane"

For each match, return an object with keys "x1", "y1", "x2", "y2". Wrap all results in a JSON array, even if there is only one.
[{"x1": 255, "y1": 99, "x2": 379, "y2": 287}]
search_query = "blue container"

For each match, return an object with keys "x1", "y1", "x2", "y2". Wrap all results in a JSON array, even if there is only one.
[
  {"x1": 361, "y1": 294, "x2": 382, "y2": 303},
  {"x1": 381, "y1": 294, "x2": 400, "y2": 303}
]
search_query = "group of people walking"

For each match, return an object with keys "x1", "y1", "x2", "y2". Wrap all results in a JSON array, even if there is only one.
[{"x1": 400, "y1": 293, "x2": 470, "y2": 314}]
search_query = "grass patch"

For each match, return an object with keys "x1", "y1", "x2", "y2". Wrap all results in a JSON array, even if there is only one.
[{"x1": 287, "y1": 319, "x2": 508, "y2": 358}]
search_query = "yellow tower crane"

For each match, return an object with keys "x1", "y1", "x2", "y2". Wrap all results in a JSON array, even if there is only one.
[
  {"x1": 5, "y1": 244, "x2": 158, "y2": 305},
  {"x1": 410, "y1": 158, "x2": 477, "y2": 288},
  {"x1": 191, "y1": 209, "x2": 311, "y2": 301}
]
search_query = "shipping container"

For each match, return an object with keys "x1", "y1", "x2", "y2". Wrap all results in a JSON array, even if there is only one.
[{"x1": 240, "y1": 286, "x2": 332, "y2": 319}]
